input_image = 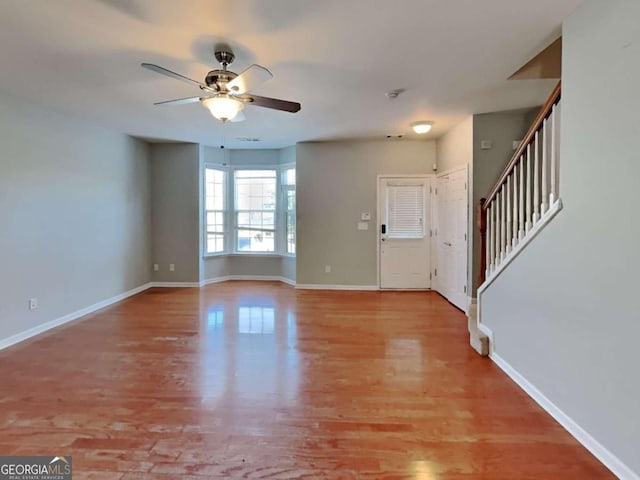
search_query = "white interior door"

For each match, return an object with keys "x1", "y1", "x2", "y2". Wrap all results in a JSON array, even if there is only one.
[
  {"x1": 435, "y1": 168, "x2": 468, "y2": 311},
  {"x1": 379, "y1": 177, "x2": 431, "y2": 289}
]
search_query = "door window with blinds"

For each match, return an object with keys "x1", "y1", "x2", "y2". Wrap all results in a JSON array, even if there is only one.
[{"x1": 386, "y1": 183, "x2": 425, "y2": 238}]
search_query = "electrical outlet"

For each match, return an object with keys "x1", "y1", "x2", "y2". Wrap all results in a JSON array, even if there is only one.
[
  {"x1": 29, "y1": 298, "x2": 38, "y2": 310},
  {"x1": 324, "y1": 265, "x2": 331, "y2": 273},
  {"x1": 153, "y1": 264, "x2": 159, "y2": 272},
  {"x1": 169, "y1": 264, "x2": 175, "y2": 272}
]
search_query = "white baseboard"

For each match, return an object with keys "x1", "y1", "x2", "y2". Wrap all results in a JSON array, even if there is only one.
[
  {"x1": 201, "y1": 276, "x2": 234, "y2": 286},
  {"x1": 0, "y1": 282, "x2": 152, "y2": 352},
  {"x1": 149, "y1": 281, "x2": 201, "y2": 288},
  {"x1": 295, "y1": 284, "x2": 378, "y2": 291},
  {"x1": 201, "y1": 275, "x2": 296, "y2": 287},
  {"x1": 490, "y1": 352, "x2": 639, "y2": 480}
]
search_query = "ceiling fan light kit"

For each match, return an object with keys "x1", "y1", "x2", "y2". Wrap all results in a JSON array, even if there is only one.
[
  {"x1": 202, "y1": 95, "x2": 244, "y2": 122},
  {"x1": 142, "y1": 46, "x2": 301, "y2": 124},
  {"x1": 411, "y1": 121, "x2": 434, "y2": 134}
]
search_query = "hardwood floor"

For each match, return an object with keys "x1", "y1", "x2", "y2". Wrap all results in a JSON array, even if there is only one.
[{"x1": 0, "y1": 281, "x2": 613, "y2": 479}]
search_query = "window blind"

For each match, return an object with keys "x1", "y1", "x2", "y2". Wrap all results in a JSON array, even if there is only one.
[{"x1": 387, "y1": 184, "x2": 424, "y2": 238}]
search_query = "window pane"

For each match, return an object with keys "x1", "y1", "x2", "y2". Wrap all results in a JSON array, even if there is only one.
[
  {"x1": 237, "y1": 229, "x2": 275, "y2": 252},
  {"x1": 284, "y1": 168, "x2": 296, "y2": 186},
  {"x1": 235, "y1": 171, "x2": 276, "y2": 211},
  {"x1": 287, "y1": 189, "x2": 295, "y2": 210},
  {"x1": 206, "y1": 211, "x2": 224, "y2": 232},
  {"x1": 237, "y1": 211, "x2": 275, "y2": 230},
  {"x1": 287, "y1": 211, "x2": 296, "y2": 254},
  {"x1": 205, "y1": 169, "x2": 225, "y2": 213},
  {"x1": 207, "y1": 233, "x2": 224, "y2": 253},
  {"x1": 236, "y1": 170, "x2": 276, "y2": 179}
]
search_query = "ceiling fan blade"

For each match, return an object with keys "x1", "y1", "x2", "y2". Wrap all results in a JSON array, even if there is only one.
[
  {"x1": 153, "y1": 96, "x2": 208, "y2": 106},
  {"x1": 230, "y1": 110, "x2": 246, "y2": 123},
  {"x1": 227, "y1": 64, "x2": 273, "y2": 95},
  {"x1": 244, "y1": 94, "x2": 301, "y2": 113},
  {"x1": 141, "y1": 63, "x2": 215, "y2": 92}
]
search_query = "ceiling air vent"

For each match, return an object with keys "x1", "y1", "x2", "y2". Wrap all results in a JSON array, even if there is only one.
[{"x1": 237, "y1": 137, "x2": 261, "y2": 142}]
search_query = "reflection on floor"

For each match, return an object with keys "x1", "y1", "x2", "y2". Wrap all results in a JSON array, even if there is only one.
[{"x1": 0, "y1": 281, "x2": 614, "y2": 479}]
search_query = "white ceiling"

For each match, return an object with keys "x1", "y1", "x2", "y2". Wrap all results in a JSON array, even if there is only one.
[{"x1": 0, "y1": 0, "x2": 582, "y2": 148}]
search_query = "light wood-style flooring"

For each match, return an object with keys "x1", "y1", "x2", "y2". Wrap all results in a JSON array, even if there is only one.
[{"x1": 0, "y1": 282, "x2": 614, "y2": 479}]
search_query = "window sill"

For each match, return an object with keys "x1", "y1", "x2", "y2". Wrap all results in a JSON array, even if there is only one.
[{"x1": 203, "y1": 252, "x2": 295, "y2": 259}]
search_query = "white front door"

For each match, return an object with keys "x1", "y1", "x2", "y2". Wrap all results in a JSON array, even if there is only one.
[
  {"x1": 435, "y1": 168, "x2": 468, "y2": 311},
  {"x1": 379, "y1": 177, "x2": 431, "y2": 289}
]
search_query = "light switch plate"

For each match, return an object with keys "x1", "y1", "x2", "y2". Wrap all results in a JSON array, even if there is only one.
[
  {"x1": 480, "y1": 140, "x2": 493, "y2": 150},
  {"x1": 361, "y1": 212, "x2": 371, "y2": 221},
  {"x1": 357, "y1": 222, "x2": 369, "y2": 230}
]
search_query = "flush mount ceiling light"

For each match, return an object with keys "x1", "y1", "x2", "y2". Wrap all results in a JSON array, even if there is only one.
[
  {"x1": 411, "y1": 121, "x2": 434, "y2": 134},
  {"x1": 202, "y1": 95, "x2": 245, "y2": 122}
]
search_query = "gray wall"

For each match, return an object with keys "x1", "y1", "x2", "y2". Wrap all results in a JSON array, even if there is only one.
[
  {"x1": 150, "y1": 143, "x2": 200, "y2": 282},
  {"x1": 281, "y1": 256, "x2": 296, "y2": 282},
  {"x1": 296, "y1": 140, "x2": 436, "y2": 286},
  {"x1": 436, "y1": 116, "x2": 473, "y2": 173},
  {"x1": 280, "y1": 145, "x2": 296, "y2": 165},
  {"x1": 470, "y1": 108, "x2": 538, "y2": 294},
  {"x1": 0, "y1": 91, "x2": 150, "y2": 342},
  {"x1": 480, "y1": 0, "x2": 640, "y2": 476}
]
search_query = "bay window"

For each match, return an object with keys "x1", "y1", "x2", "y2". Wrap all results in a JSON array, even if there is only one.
[{"x1": 203, "y1": 165, "x2": 295, "y2": 256}]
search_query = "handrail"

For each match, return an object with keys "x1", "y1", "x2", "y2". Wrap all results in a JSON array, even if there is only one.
[{"x1": 483, "y1": 82, "x2": 561, "y2": 210}]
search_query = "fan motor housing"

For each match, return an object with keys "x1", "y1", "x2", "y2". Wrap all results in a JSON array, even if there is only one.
[{"x1": 205, "y1": 69, "x2": 237, "y2": 88}]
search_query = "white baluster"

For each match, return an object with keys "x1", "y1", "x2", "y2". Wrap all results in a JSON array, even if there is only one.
[
  {"x1": 541, "y1": 118, "x2": 548, "y2": 215},
  {"x1": 550, "y1": 104, "x2": 557, "y2": 207},
  {"x1": 489, "y1": 199, "x2": 496, "y2": 272},
  {"x1": 526, "y1": 144, "x2": 532, "y2": 232},
  {"x1": 512, "y1": 171, "x2": 518, "y2": 248},
  {"x1": 500, "y1": 186, "x2": 506, "y2": 262},
  {"x1": 496, "y1": 196, "x2": 501, "y2": 265},
  {"x1": 485, "y1": 206, "x2": 491, "y2": 278},
  {"x1": 533, "y1": 131, "x2": 540, "y2": 224},
  {"x1": 519, "y1": 157, "x2": 525, "y2": 240},
  {"x1": 506, "y1": 177, "x2": 512, "y2": 254}
]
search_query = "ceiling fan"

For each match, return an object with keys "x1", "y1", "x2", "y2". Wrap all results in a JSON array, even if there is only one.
[{"x1": 141, "y1": 47, "x2": 301, "y2": 123}]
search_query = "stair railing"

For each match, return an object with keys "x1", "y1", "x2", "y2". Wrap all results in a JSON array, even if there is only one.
[{"x1": 479, "y1": 82, "x2": 561, "y2": 285}]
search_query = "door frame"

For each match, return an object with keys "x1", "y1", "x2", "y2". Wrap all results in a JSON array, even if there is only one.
[{"x1": 376, "y1": 174, "x2": 436, "y2": 290}]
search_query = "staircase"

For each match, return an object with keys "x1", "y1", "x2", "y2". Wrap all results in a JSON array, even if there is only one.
[{"x1": 478, "y1": 82, "x2": 562, "y2": 288}]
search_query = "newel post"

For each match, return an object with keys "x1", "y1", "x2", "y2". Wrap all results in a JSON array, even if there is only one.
[{"x1": 478, "y1": 198, "x2": 487, "y2": 286}]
